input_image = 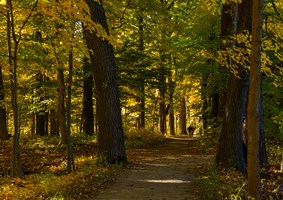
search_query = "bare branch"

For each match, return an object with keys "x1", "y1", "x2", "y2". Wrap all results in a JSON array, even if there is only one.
[
  {"x1": 0, "y1": 9, "x2": 7, "y2": 17},
  {"x1": 17, "y1": 0, "x2": 38, "y2": 42},
  {"x1": 111, "y1": 0, "x2": 132, "y2": 30}
]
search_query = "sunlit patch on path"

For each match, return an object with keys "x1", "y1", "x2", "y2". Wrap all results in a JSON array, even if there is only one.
[{"x1": 90, "y1": 136, "x2": 213, "y2": 200}]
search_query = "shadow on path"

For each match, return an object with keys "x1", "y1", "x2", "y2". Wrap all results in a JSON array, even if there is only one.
[{"x1": 92, "y1": 136, "x2": 213, "y2": 200}]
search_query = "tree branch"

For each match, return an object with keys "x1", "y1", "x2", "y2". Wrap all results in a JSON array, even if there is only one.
[
  {"x1": 272, "y1": 2, "x2": 283, "y2": 21},
  {"x1": 111, "y1": 0, "x2": 132, "y2": 30},
  {"x1": 17, "y1": 0, "x2": 39, "y2": 42}
]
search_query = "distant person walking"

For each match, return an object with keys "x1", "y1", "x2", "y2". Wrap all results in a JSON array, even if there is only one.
[
  {"x1": 187, "y1": 125, "x2": 192, "y2": 136},
  {"x1": 187, "y1": 125, "x2": 196, "y2": 136}
]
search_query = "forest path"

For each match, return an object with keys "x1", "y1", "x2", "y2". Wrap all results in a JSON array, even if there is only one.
[{"x1": 92, "y1": 136, "x2": 213, "y2": 200}]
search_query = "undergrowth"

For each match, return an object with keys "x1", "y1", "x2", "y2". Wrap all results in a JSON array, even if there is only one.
[
  {"x1": 124, "y1": 128, "x2": 164, "y2": 147},
  {"x1": 0, "y1": 135, "x2": 123, "y2": 200},
  {"x1": 0, "y1": 130, "x2": 164, "y2": 199},
  {"x1": 195, "y1": 127, "x2": 283, "y2": 199},
  {"x1": 194, "y1": 164, "x2": 248, "y2": 200}
]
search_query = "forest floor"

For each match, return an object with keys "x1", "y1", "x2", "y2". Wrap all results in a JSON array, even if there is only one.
[
  {"x1": 89, "y1": 136, "x2": 214, "y2": 200},
  {"x1": 0, "y1": 134, "x2": 282, "y2": 199}
]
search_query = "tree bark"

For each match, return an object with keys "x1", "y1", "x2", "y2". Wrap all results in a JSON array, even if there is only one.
[
  {"x1": 218, "y1": 3, "x2": 233, "y2": 119},
  {"x1": 57, "y1": 68, "x2": 67, "y2": 145},
  {"x1": 7, "y1": 0, "x2": 23, "y2": 178},
  {"x1": 138, "y1": 15, "x2": 146, "y2": 129},
  {"x1": 83, "y1": 0, "x2": 127, "y2": 163},
  {"x1": 169, "y1": 92, "x2": 175, "y2": 135},
  {"x1": 259, "y1": 83, "x2": 268, "y2": 164},
  {"x1": 66, "y1": 48, "x2": 75, "y2": 172},
  {"x1": 82, "y1": 58, "x2": 94, "y2": 136},
  {"x1": 216, "y1": 72, "x2": 249, "y2": 172},
  {"x1": 201, "y1": 74, "x2": 209, "y2": 130},
  {"x1": 179, "y1": 97, "x2": 187, "y2": 135},
  {"x1": 169, "y1": 66, "x2": 175, "y2": 135},
  {"x1": 216, "y1": 0, "x2": 253, "y2": 173},
  {"x1": 211, "y1": 92, "x2": 219, "y2": 118},
  {"x1": 0, "y1": 64, "x2": 9, "y2": 140},
  {"x1": 159, "y1": 88, "x2": 166, "y2": 134},
  {"x1": 44, "y1": 111, "x2": 49, "y2": 136},
  {"x1": 50, "y1": 109, "x2": 59, "y2": 136},
  {"x1": 140, "y1": 81, "x2": 146, "y2": 128},
  {"x1": 247, "y1": 0, "x2": 264, "y2": 198},
  {"x1": 35, "y1": 73, "x2": 45, "y2": 137},
  {"x1": 159, "y1": 62, "x2": 166, "y2": 135}
]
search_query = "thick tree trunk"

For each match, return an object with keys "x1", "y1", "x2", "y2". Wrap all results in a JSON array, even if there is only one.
[
  {"x1": 179, "y1": 97, "x2": 187, "y2": 135},
  {"x1": 247, "y1": 0, "x2": 263, "y2": 198},
  {"x1": 84, "y1": 0, "x2": 127, "y2": 163},
  {"x1": 216, "y1": 72, "x2": 249, "y2": 172},
  {"x1": 0, "y1": 65, "x2": 9, "y2": 140},
  {"x1": 82, "y1": 59, "x2": 94, "y2": 136},
  {"x1": 216, "y1": 0, "x2": 252, "y2": 173},
  {"x1": 218, "y1": 3, "x2": 233, "y2": 119}
]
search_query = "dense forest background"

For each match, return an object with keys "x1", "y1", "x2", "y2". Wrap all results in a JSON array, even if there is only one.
[{"x1": 0, "y1": 0, "x2": 283, "y2": 199}]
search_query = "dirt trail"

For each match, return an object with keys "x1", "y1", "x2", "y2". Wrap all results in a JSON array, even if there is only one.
[{"x1": 92, "y1": 136, "x2": 213, "y2": 200}]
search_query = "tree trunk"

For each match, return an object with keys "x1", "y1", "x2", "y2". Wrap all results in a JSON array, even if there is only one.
[
  {"x1": 281, "y1": 149, "x2": 283, "y2": 173},
  {"x1": 169, "y1": 92, "x2": 175, "y2": 135},
  {"x1": 35, "y1": 73, "x2": 45, "y2": 137},
  {"x1": 247, "y1": 0, "x2": 263, "y2": 198},
  {"x1": 211, "y1": 92, "x2": 219, "y2": 118},
  {"x1": 201, "y1": 74, "x2": 209, "y2": 130},
  {"x1": 216, "y1": 72, "x2": 249, "y2": 172},
  {"x1": 50, "y1": 109, "x2": 59, "y2": 136},
  {"x1": 44, "y1": 111, "x2": 49, "y2": 136},
  {"x1": 31, "y1": 112, "x2": 35, "y2": 136},
  {"x1": 218, "y1": 3, "x2": 233, "y2": 119},
  {"x1": 83, "y1": 0, "x2": 127, "y2": 163},
  {"x1": 179, "y1": 97, "x2": 187, "y2": 135},
  {"x1": 0, "y1": 64, "x2": 9, "y2": 140},
  {"x1": 140, "y1": 80, "x2": 146, "y2": 129},
  {"x1": 138, "y1": 15, "x2": 145, "y2": 129},
  {"x1": 216, "y1": 0, "x2": 252, "y2": 173},
  {"x1": 57, "y1": 68, "x2": 67, "y2": 145},
  {"x1": 169, "y1": 67, "x2": 175, "y2": 135},
  {"x1": 7, "y1": 0, "x2": 23, "y2": 178},
  {"x1": 259, "y1": 83, "x2": 268, "y2": 164},
  {"x1": 82, "y1": 58, "x2": 94, "y2": 136},
  {"x1": 159, "y1": 57, "x2": 167, "y2": 135},
  {"x1": 66, "y1": 48, "x2": 75, "y2": 172},
  {"x1": 159, "y1": 88, "x2": 166, "y2": 134}
]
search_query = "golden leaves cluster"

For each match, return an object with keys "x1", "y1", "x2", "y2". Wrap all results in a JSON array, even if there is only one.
[{"x1": 215, "y1": 31, "x2": 280, "y2": 78}]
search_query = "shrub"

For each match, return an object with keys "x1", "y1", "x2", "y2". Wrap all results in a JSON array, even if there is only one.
[{"x1": 124, "y1": 128, "x2": 164, "y2": 147}]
